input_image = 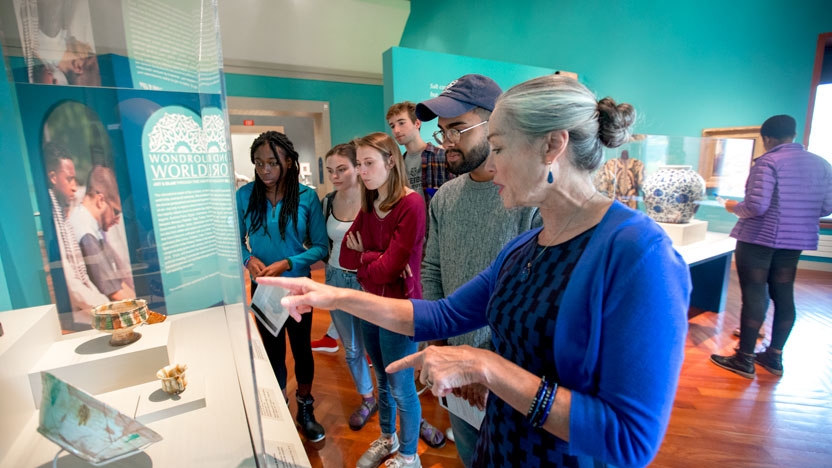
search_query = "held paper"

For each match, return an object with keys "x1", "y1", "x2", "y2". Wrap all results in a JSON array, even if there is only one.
[
  {"x1": 440, "y1": 393, "x2": 485, "y2": 430},
  {"x1": 251, "y1": 285, "x2": 291, "y2": 337}
]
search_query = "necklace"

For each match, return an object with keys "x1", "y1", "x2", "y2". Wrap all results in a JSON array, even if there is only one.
[{"x1": 520, "y1": 192, "x2": 597, "y2": 281}]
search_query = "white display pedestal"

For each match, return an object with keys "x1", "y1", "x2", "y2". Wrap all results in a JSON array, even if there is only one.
[
  {"x1": 0, "y1": 305, "x2": 58, "y2": 459},
  {"x1": 27, "y1": 321, "x2": 172, "y2": 408},
  {"x1": 673, "y1": 232, "x2": 737, "y2": 313},
  {"x1": 658, "y1": 219, "x2": 708, "y2": 246},
  {"x1": 674, "y1": 231, "x2": 736, "y2": 266},
  {"x1": 0, "y1": 304, "x2": 310, "y2": 468}
]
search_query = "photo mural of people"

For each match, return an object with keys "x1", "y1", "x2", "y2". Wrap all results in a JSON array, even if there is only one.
[
  {"x1": 42, "y1": 101, "x2": 133, "y2": 324},
  {"x1": 45, "y1": 142, "x2": 108, "y2": 320},
  {"x1": 68, "y1": 165, "x2": 135, "y2": 302},
  {"x1": 14, "y1": 0, "x2": 101, "y2": 86}
]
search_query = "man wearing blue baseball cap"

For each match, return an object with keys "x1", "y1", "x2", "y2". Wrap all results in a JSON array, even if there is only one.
[
  {"x1": 416, "y1": 74, "x2": 503, "y2": 176},
  {"x1": 416, "y1": 74, "x2": 503, "y2": 121},
  {"x1": 417, "y1": 74, "x2": 541, "y2": 468}
]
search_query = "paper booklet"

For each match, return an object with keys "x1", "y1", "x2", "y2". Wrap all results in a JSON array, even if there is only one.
[
  {"x1": 440, "y1": 392, "x2": 486, "y2": 430},
  {"x1": 251, "y1": 284, "x2": 292, "y2": 337}
]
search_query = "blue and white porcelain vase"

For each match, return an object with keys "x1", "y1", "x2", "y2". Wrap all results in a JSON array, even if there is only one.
[{"x1": 642, "y1": 165, "x2": 705, "y2": 224}]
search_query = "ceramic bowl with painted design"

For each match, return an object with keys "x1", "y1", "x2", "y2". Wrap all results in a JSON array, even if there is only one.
[{"x1": 91, "y1": 299, "x2": 148, "y2": 346}]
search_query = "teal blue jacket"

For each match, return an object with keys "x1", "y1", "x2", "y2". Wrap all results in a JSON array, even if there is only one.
[{"x1": 236, "y1": 182, "x2": 327, "y2": 279}]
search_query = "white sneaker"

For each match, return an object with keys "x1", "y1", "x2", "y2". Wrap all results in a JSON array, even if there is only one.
[
  {"x1": 384, "y1": 454, "x2": 421, "y2": 468},
  {"x1": 357, "y1": 434, "x2": 399, "y2": 468},
  {"x1": 445, "y1": 427, "x2": 455, "y2": 443}
]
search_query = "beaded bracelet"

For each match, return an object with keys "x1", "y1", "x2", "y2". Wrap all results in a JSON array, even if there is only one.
[
  {"x1": 531, "y1": 381, "x2": 558, "y2": 428},
  {"x1": 526, "y1": 377, "x2": 549, "y2": 423},
  {"x1": 529, "y1": 381, "x2": 553, "y2": 426},
  {"x1": 244, "y1": 257, "x2": 252, "y2": 267}
]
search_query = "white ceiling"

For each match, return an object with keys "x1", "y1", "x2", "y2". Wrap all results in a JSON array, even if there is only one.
[
  {"x1": 0, "y1": 0, "x2": 406, "y2": 84},
  {"x1": 218, "y1": 0, "x2": 410, "y2": 84}
]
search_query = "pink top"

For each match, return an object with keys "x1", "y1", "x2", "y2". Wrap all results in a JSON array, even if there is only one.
[{"x1": 340, "y1": 192, "x2": 425, "y2": 299}]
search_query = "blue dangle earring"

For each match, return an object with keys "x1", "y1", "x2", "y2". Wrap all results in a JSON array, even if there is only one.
[{"x1": 547, "y1": 163, "x2": 554, "y2": 184}]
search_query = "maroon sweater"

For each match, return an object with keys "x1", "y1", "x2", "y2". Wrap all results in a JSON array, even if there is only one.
[{"x1": 340, "y1": 192, "x2": 425, "y2": 299}]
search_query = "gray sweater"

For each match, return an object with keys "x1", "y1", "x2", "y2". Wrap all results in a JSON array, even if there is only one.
[{"x1": 421, "y1": 174, "x2": 541, "y2": 348}]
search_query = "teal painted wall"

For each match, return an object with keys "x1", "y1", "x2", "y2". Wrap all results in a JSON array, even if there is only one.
[
  {"x1": 803, "y1": 227, "x2": 832, "y2": 264},
  {"x1": 0, "y1": 255, "x2": 10, "y2": 311},
  {"x1": 400, "y1": 0, "x2": 832, "y2": 265},
  {"x1": 402, "y1": 0, "x2": 832, "y2": 138},
  {"x1": 383, "y1": 47, "x2": 556, "y2": 145},
  {"x1": 224, "y1": 73, "x2": 385, "y2": 146},
  {"x1": 0, "y1": 44, "x2": 51, "y2": 311}
]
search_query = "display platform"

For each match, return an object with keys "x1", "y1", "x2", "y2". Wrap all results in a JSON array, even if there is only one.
[
  {"x1": 0, "y1": 304, "x2": 310, "y2": 468},
  {"x1": 27, "y1": 320, "x2": 172, "y2": 408},
  {"x1": 658, "y1": 219, "x2": 708, "y2": 246},
  {"x1": 674, "y1": 232, "x2": 737, "y2": 314}
]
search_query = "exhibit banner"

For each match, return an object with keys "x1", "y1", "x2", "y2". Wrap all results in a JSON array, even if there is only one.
[
  {"x1": 141, "y1": 105, "x2": 239, "y2": 313},
  {"x1": 123, "y1": 0, "x2": 221, "y2": 93},
  {"x1": 13, "y1": 83, "x2": 137, "y2": 325},
  {"x1": 13, "y1": 81, "x2": 242, "y2": 324}
]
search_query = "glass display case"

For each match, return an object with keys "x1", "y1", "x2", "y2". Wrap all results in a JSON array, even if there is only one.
[
  {"x1": 0, "y1": 1, "x2": 304, "y2": 466},
  {"x1": 597, "y1": 133, "x2": 758, "y2": 235},
  {"x1": 596, "y1": 133, "x2": 757, "y2": 313}
]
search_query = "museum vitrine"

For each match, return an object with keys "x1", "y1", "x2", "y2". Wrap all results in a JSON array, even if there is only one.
[
  {"x1": 0, "y1": 1, "x2": 304, "y2": 466},
  {"x1": 597, "y1": 133, "x2": 757, "y2": 236}
]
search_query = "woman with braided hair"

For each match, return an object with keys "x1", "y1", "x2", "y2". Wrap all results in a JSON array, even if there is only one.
[{"x1": 236, "y1": 130, "x2": 328, "y2": 442}]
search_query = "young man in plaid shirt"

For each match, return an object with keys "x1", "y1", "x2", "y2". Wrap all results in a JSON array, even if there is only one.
[{"x1": 387, "y1": 101, "x2": 455, "y2": 205}]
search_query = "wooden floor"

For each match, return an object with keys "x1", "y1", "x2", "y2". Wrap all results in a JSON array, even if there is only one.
[
  {"x1": 272, "y1": 267, "x2": 832, "y2": 467},
  {"x1": 653, "y1": 268, "x2": 832, "y2": 468},
  {"x1": 254, "y1": 268, "x2": 464, "y2": 468}
]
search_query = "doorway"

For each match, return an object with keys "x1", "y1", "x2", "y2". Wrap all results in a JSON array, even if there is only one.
[
  {"x1": 226, "y1": 97, "x2": 332, "y2": 197},
  {"x1": 230, "y1": 125, "x2": 284, "y2": 188}
]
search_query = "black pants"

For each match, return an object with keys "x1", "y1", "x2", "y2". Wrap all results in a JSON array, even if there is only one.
[
  {"x1": 735, "y1": 241, "x2": 801, "y2": 354},
  {"x1": 252, "y1": 282, "x2": 315, "y2": 390}
]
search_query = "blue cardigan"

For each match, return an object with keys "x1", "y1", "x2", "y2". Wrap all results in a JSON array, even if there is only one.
[
  {"x1": 236, "y1": 182, "x2": 328, "y2": 279},
  {"x1": 412, "y1": 201, "x2": 690, "y2": 467}
]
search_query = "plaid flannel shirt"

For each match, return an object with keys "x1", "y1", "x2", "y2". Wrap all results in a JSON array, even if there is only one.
[{"x1": 421, "y1": 142, "x2": 455, "y2": 194}]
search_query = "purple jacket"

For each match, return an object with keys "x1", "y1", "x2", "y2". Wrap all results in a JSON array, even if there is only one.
[{"x1": 731, "y1": 143, "x2": 832, "y2": 250}]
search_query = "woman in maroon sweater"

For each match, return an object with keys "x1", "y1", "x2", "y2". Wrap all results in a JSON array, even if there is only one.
[{"x1": 340, "y1": 132, "x2": 426, "y2": 468}]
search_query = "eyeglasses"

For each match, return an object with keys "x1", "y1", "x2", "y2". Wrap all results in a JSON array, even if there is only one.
[
  {"x1": 432, "y1": 120, "x2": 488, "y2": 145},
  {"x1": 254, "y1": 160, "x2": 280, "y2": 170},
  {"x1": 96, "y1": 191, "x2": 121, "y2": 217},
  {"x1": 109, "y1": 202, "x2": 121, "y2": 217}
]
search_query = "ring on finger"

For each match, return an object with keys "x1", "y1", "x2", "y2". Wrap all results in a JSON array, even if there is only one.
[{"x1": 425, "y1": 378, "x2": 434, "y2": 389}]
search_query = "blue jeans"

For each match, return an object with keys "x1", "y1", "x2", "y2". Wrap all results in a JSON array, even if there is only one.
[
  {"x1": 362, "y1": 321, "x2": 421, "y2": 456},
  {"x1": 325, "y1": 265, "x2": 374, "y2": 395},
  {"x1": 449, "y1": 412, "x2": 480, "y2": 468}
]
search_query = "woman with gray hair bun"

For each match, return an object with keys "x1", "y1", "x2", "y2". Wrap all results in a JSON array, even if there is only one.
[{"x1": 260, "y1": 75, "x2": 691, "y2": 467}]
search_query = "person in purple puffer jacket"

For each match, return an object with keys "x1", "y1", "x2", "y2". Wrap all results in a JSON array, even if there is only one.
[{"x1": 711, "y1": 114, "x2": 832, "y2": 379}]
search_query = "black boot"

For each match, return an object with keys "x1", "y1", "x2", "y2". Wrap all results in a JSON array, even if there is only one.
[
  {"x1": 296, "y1": 393, "x2": 326, "y2": 442},
  {"x1": 710, "y1": 349, "x2": 756, "y2": 379},
  {"x1": 755, "y1": 348, "x2": 783, "y2": 376}
]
